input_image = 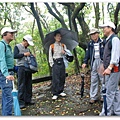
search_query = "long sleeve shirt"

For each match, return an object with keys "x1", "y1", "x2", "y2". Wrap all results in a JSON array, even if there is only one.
[
  {"x1": 106, "y1": 34, "x2": 120, "y2": 65},
  {"x1": 49, "y1": 42, "x2": 67, "y2": 67},
  {"x1": 14, "y1": 43, "x2": 30, "y2": 66},
  {"x1": 0, "y1": 39, "x2": 14, "y2": 77}
]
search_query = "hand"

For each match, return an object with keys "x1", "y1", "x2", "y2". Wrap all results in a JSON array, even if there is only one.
[
  {"x1": 50, "y1": 62, "x2": 54, "y2": 67},
  {"x1": 6, "y1": 75, "x2": 15, "y2": 81},
  {"x1": 24, "y1": 52, "x2": 30, "y2": 56},
  {"x1": 61, "y1": 50, "x2": 65, "y2": 54},
  {"x1": 82, "y1": 64, "x2": 86, "y2": 69},
  {"x1": 103, "y1": 68, "x2": 111, "y2": 75}
]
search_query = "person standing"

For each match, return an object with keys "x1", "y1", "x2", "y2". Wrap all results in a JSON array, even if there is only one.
[
  {"x1": 99, "y1": 21, "x2": 120, "y2": 116},
  {"x1": 82, "y1": 28, "x2": 105, "y2": 104},
  {"x1": 0, "y1": 27, "x2": 17, "y2": 115},
  {"x1": 14, "y1": 35, "x2": 35, "y2": 109},
  {"x1": 49, "y1": 30, "x2": 67, "y2": 100}
]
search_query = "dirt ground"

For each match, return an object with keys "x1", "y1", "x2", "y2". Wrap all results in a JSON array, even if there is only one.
[{"x1": 20, "y1": 74, "x2": 103, "y2": 116}]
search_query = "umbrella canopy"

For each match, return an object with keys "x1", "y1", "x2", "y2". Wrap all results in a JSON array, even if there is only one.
[
  {"x1": 12, "y1": 81, "x2": 21, "y2": 116},
  {"x1": 44, "y1": 28, "x2": 79, "y2": 52}
]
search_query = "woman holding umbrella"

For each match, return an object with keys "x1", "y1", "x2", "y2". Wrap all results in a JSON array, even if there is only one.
[{"x1": 49, "y1": 30, "x2": 67, "y2": 100}]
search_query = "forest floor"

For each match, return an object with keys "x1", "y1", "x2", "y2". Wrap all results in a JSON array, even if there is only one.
[{"x1": 20, "y1": 73, "x2": 103, "y2": 116}]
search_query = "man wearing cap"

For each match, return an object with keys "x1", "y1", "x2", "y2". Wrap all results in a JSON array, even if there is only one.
[
  {"x1": 14, "y1": 34, "x2": 35, "y2": 109},
  {"x1": 99, "y1": 21, "x2": 120, "y2": 116},
  {"x1": 0, "y1": 27, "x2": 17, "y2": 115},
  {"x1": 82, "y1": 28, "x2": 105, "y2": 104}
]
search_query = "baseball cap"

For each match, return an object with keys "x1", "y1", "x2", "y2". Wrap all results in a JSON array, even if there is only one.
[
  {"x1": 23, "y1": 35, "x2": 34, "y2": 46},
  {"x1": 88, "y1": 28, "x2": 100, "y2": 35},
  {"x1": 99, "y1": 21, "x2": 115, "y2": 29},
  {"x1": 1, "y1": 27, "x2": 17, "y2": 35}
]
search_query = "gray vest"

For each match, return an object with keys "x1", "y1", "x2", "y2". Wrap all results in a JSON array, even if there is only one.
[
  {"x1": 103, "y1": 34, "x2": 116, "y2": 69},
  {"x1": 16, "y1": 43, "x2": 30, "y2": 66}
]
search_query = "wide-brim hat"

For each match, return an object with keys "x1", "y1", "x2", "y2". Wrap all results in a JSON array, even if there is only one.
[{"x1": 88, "y1": 28, "x2": 100, "y2": 35}]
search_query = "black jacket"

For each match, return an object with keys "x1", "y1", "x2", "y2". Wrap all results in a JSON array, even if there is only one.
[{"x1": 83, "y1": 38, "x2": 105, "y2": 67}]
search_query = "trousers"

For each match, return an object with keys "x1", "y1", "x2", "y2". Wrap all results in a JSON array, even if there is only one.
[
  {"x1": 100, "y1": 72, "x2": 120, "y2": 116},
  {"x1": 90, "y1": 58, "x2": 103, "y2": 100},
  {"x1": 52, "y1": 58, "x2": 66, "y2": 95},
  {"x1": 0, "y1": 71, "x2": 13, "y2": 116},
  {"x1": 17, "y1": 66, "x2": 32, "y2": 105}
]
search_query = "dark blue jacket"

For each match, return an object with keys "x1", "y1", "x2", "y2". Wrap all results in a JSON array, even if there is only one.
[{"x1": 83, "y1": 38, "x2": 105, "y2": 67}]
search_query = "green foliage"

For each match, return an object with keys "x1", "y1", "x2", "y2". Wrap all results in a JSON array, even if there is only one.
[
  {"x1": 66, "y1": 47, "x2": 85, "y2": 75},
  {"x1": 76, "y1": 46, "x2": 85, "y2": 66}
]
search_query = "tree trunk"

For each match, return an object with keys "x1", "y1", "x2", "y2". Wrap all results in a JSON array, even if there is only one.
[
  {"x1": 93, "y1": 3, "x2": 100, "y2": 28},
  {"x1": 114, "y1": 3, "x2": 120, "y2": 34},
  {"x1": 30, "y1": 3, "x2": 44, "y2": 45}
]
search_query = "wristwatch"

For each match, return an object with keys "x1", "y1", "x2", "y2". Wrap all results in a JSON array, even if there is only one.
[{"x1": 108, "y1": 66, "x2": 112, "y2": 70}]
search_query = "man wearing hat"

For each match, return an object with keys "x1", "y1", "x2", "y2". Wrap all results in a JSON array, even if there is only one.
[
  {"x1": 99, "y1": 21, "x2": 120, "y2": 116},
  {"x1": 14, "y1": 34, "x2": 35, "y2": 109},
  {"x1": 82, "y1": 28, "x2": 105, "y2": 104},
  {"x1": 0, "y1": 27, "x2": 17, "y2": 115}
]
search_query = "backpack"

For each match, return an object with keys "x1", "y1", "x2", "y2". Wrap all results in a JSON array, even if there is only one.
[
  {"x1": 0, "y1": 41, "x2": 6, "y2": 52},
  {"x1": 50, "y1": 43, "x2": 74, "y2": 62},
  {"x1": 24, "y1": 54, "x2": 38, "y2": 73}
]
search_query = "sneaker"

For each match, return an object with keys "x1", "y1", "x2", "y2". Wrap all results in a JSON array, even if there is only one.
[
  {"x1": 59, "y1": 92, "x2": 66, "y2": 97},
  {"x1": 99, "y1": 112, "x2": 105, "y2": 116},
  {"x1": 25, "y1": 100, "x2": 35, "y2": 105},
  {"x1": 52, "y1": 95, "x2": 58, "y2": 100},
  {"x1": 20, "y1": 104, "x2": 26, "y2": 109}
]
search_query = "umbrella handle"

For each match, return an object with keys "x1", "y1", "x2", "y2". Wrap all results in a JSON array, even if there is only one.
[
  {"x1": 12, "y1": 81, "x2": 16, "y2": 90},
  {"x1": 103, "y1": 75, "x2": 105, "y2": 84}
]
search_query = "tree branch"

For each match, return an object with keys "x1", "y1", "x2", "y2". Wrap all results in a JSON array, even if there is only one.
[
  {"x1": 52, "y1": 3, "x2": 62, "y2": 18},
  {"x1": 72, "y1": 3, "x2": 85, "y2": 20},
  {"x1": 71, "y1": 3, "x2": 85, "y2": 32},
  {"x1": 114, "y1": 3, "x2": 120, "y2": 28},
  {"x1": 44, "y1": 2, "x2": 67, "y2": 28},
  {"x1": 22, "y1": 4, "x2": 33, "y2": 16}
]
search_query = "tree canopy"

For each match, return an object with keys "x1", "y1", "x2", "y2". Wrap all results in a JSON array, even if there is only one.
[{"x1": 0, "y1": 2, "x2": 120, "y2": 77}]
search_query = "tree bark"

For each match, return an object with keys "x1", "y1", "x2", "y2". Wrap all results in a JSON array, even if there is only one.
[
  {"x1": 93, "y1": 3, "x2": 100, "y2": 28},
  {"x1": 114, "y1": 3, "x2": 120, "y2": 33},
  {"x1": 30, "y1": 3, "x2": 44, "y2": 45}
]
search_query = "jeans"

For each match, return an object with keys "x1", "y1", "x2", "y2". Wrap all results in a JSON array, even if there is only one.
[{"x1": 0, "y1": 71, "x2": 13, "y2": 116}]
